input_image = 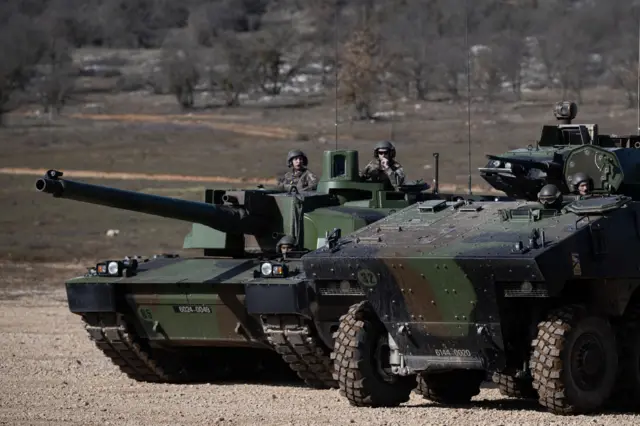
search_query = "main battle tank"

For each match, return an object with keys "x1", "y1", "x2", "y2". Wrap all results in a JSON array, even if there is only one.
[
  {"x1": 35, "y1": 148, "x2": 475, "y2": 385},
  {"x1": 300, "y1": 102, "x2": 640, "y2": 414}
]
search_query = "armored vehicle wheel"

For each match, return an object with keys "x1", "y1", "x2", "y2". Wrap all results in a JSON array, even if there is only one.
[
  {"x1": 416, "y1": 370, "x2": 485, "y2": 404},
  {"x1": 331, "y1": 301, "x2": 416, "y2": 407},
  {"x1": 491, "y1": 372, "x2": 537, "y2": 399},
  {"x1": 529, "y1": 304, "x2": 618, "y2": 415},
  {"x1": 609, "y1": 296, "x2": 640, "y2": 412}
]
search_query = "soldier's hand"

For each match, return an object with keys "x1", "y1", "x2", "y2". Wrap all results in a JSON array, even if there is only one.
[{"x1": 381, "y1": 158, "x2": 389, "y2": 169}]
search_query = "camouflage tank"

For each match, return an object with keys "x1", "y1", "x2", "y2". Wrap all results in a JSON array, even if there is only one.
[
  {"x1": 34, "y1": 148, "x2": 455, "y2": 385},
  {"x1": 300, "y1": 102, "x2": 640, "y2": 414}
]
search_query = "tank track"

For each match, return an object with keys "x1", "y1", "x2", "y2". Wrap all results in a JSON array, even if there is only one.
[
  {"x1": 262, "y1": 316, "x2": 338, "y2": 389},
  {"x1": 82, "y1": 313, "x2": 191, "y2": 383}
]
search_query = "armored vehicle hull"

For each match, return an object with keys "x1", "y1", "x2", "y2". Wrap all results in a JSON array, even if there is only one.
[
  {"x1": 303, "y1": 195, "x2": 640, "y2": 414},
  {"x1": 300, "y1": 103, "x2": 640, "y2": 412}
]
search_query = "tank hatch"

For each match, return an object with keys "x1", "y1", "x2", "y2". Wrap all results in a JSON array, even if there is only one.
[{"x1": 564, "y1": 195, "x2": 631, "y2": 215}]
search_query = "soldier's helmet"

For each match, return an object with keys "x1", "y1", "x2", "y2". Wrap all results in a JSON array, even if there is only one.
[
  {"x1": 287, "y1": 149, "x2": 308, "y2": 168},
  {"x1": 373, "y1": 140, "x2": 396, "y2": 159},
  {"x1": 571, "y1": 172, "x2": 593, "y2": 192},
  {"x1": 537, "y1": 184, "x2": 562, "y2": 206},
  {"x1": 276, "y1": 235, "x2": 296, "y2": 252}
]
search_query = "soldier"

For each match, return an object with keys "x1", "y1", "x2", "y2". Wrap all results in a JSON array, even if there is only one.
[
  {"x1": 276, "y1": 235, "x2": 296, "y2": 257},
  {"x1": 277, "y1": 149, "x2": 318, "y2": 192},
  {"x1": 571, "y1": 172, "x2": 593, "y2": 197},
  {"x1": 359, "y1": 140, "x2": 406, "y2": 188},
  {"x1": 537, "y1": 184, "x2": 563, "y2": 210}
]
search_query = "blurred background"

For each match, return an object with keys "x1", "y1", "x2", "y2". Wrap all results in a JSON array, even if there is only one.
[{"x1": 1, "y1": 0, "x2": 638, "y2": 265}]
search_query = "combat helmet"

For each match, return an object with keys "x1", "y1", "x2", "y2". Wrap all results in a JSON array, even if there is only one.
[
  {"x1": 571, "y1": 172, "x2": 593, "y2": 192},
  {"x1": 287, "y1": 149, "x2": 308, "y2": 168},
  {"x1": 537, "y1": 184, "x2": 562, "y2": 207},
  {"x1": 276, "y1": 235, "x2": 296, "y2": 252},
  {"x1": 373, "y1": 140, "x2": 396, "y2": 159}
]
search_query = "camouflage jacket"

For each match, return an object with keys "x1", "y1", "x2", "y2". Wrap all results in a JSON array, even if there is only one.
[
  {"x1": 359, "y1": 159, "x2": 405, "y2": 187},
  {"x1": 277, "y1": 168, "x2": 318, "y2": 192}
]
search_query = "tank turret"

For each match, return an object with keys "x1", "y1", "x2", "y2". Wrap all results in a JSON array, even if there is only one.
[{"x1": 478, "y1": 101, "x2": 640, "y2": 200}]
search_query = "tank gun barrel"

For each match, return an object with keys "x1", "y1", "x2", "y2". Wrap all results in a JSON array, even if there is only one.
[{"x1": 35, "y1": 170, "x2": 266, "y2": 235}]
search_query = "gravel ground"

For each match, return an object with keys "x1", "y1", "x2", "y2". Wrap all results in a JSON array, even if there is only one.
[{"x1": 1, "y1": 266, "x2": 639, "y2": 426}]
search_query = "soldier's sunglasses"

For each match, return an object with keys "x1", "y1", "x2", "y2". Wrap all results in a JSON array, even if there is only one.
[{"x1": 377, "y1": 150, "x2": 389, "y2": 155}]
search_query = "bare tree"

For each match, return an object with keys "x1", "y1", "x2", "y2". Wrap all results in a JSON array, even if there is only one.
[
  {"x1": 0, "y1": 7, "x2": 48, "y2": 125},
  {"x1": 382, "y1": 0, "x2": 441, "y2": 100},
  {"x1": 252, "y1": 26, "x2": 312, "y2": 95},
  {"x1": 338, "y1": 24, "x2": 389, "y2": 120},
  {"x1": 209, "y1": 33, "x2": 259, "y2": 106},
  {"x1": 159, "y1": 29, "x2": 200, "y2": 109}
]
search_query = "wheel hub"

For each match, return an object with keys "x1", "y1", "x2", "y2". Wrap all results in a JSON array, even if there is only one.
[
  {"x1": 571, "y1": 332, "x2": 606, "y2": 391},
  {"x1": 373, "y1": 337, "x2": 394, "y2": 382}
]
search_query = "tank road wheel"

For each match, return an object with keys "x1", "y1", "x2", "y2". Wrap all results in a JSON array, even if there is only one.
[
  {"x1": 491, "y1": 372, "x2": 537, "y2": 399},
  {"x1": 331, "y1": 301, "x2": 416, "y2": 407},
  {"x1": 609, "y1": 295, "x2": 640, "y2": 412},
  {"x1": 416, "y1": 370, "x2": 485, "y2": 405},
  {"x1": 529, "y1": 304, "x2": 618, "y2": 415}
]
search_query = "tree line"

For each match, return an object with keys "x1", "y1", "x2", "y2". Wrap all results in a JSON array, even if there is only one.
[{"x1": 1, "y1": 0, "x2": 639, "y2": 124}]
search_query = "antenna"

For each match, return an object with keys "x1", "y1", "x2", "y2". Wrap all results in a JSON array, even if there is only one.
[
  {"x1": 465, "y1": 0, "x2": 472, "y2": 195},
  {"x1": 334, "y1": 0, "x2": 339, "y2": 150}
]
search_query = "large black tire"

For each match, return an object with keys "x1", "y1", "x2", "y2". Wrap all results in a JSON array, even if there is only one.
[
  {"x1": 529, "y1": 304, "x2": 618, "y2": 415},
  {"x1": 331, "y1": 301, "x2": 416, "y2": 407},
  {"x1": 416, "y1": 369, "x2": 485, "y2": 404},
  {"x1": 491, "y1": 372, "x2": 537, "y2": 399},
  {"x1": 609, "y1": 295, "x2": 640, "y2": 412}
]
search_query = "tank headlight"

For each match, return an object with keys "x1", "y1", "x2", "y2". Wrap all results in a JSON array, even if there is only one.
[
  {"x1": 261, "y1": 262, "x2": 273, "y2": 276},
  {"x1": 107, "y1": 261, "x2": 120, "y2": 275}
]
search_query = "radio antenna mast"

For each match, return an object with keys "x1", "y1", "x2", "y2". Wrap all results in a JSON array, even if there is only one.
[
  {"x1": 636, "y1": 15, "x2": 640, "y2": 135},
  {"x1": 334, "y1": 0, "x2": 339, "y2": 150},
  {"x1": 465, "y1": 0, "x2": 472, "y2": 195}
]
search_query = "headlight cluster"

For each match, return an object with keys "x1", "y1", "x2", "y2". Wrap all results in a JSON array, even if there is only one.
[
  {"x1": 488, "y1": 160, "x2": 512, "y2": 170},
  {"x1": 258, "y1": 262, "x2": 288, "y2": 278},
  {"x1": 95, "y1": 258, "x2": 138, "y2": 277}
]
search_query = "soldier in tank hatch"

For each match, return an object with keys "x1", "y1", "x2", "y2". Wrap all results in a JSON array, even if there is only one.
[
  {"x1": 276, "y1": 149, "x2": 318, "y2": 192},
  {"x1": 359, "y1": 140, "x2": 406, "y2": 189},
  {"x1": 276, "y1": 235, "x2": 296, "y2": 256},
  {"x1": 571, "y1": 172, "x2": 593, "y2": 198},
  {"x1": 537, "y1": 184, "x2": 563, "y2": 211}
]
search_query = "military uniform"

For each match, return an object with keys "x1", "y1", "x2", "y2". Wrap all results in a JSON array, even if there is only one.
[
  {"x1": 359, "y1": 140, "x2": 406, "y2": 188},
  {"x1": 277, "y1": 149, "x2": 318, "y2": 192},
  {"x1": 277, "y1": 168, "x2": 318, "y2": 192},
  {"x1": 359, "y1": 159, "x2": 405, "y2": 187}
]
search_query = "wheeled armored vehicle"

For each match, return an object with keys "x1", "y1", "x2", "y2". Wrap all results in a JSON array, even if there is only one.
[{"x1": 300, "y1": 102, "x2": 640, "y2": 414}]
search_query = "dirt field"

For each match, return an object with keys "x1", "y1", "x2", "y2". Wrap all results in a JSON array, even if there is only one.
[{"x1": 0, "y1": 262, "x2": 638, "y2": 426}]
